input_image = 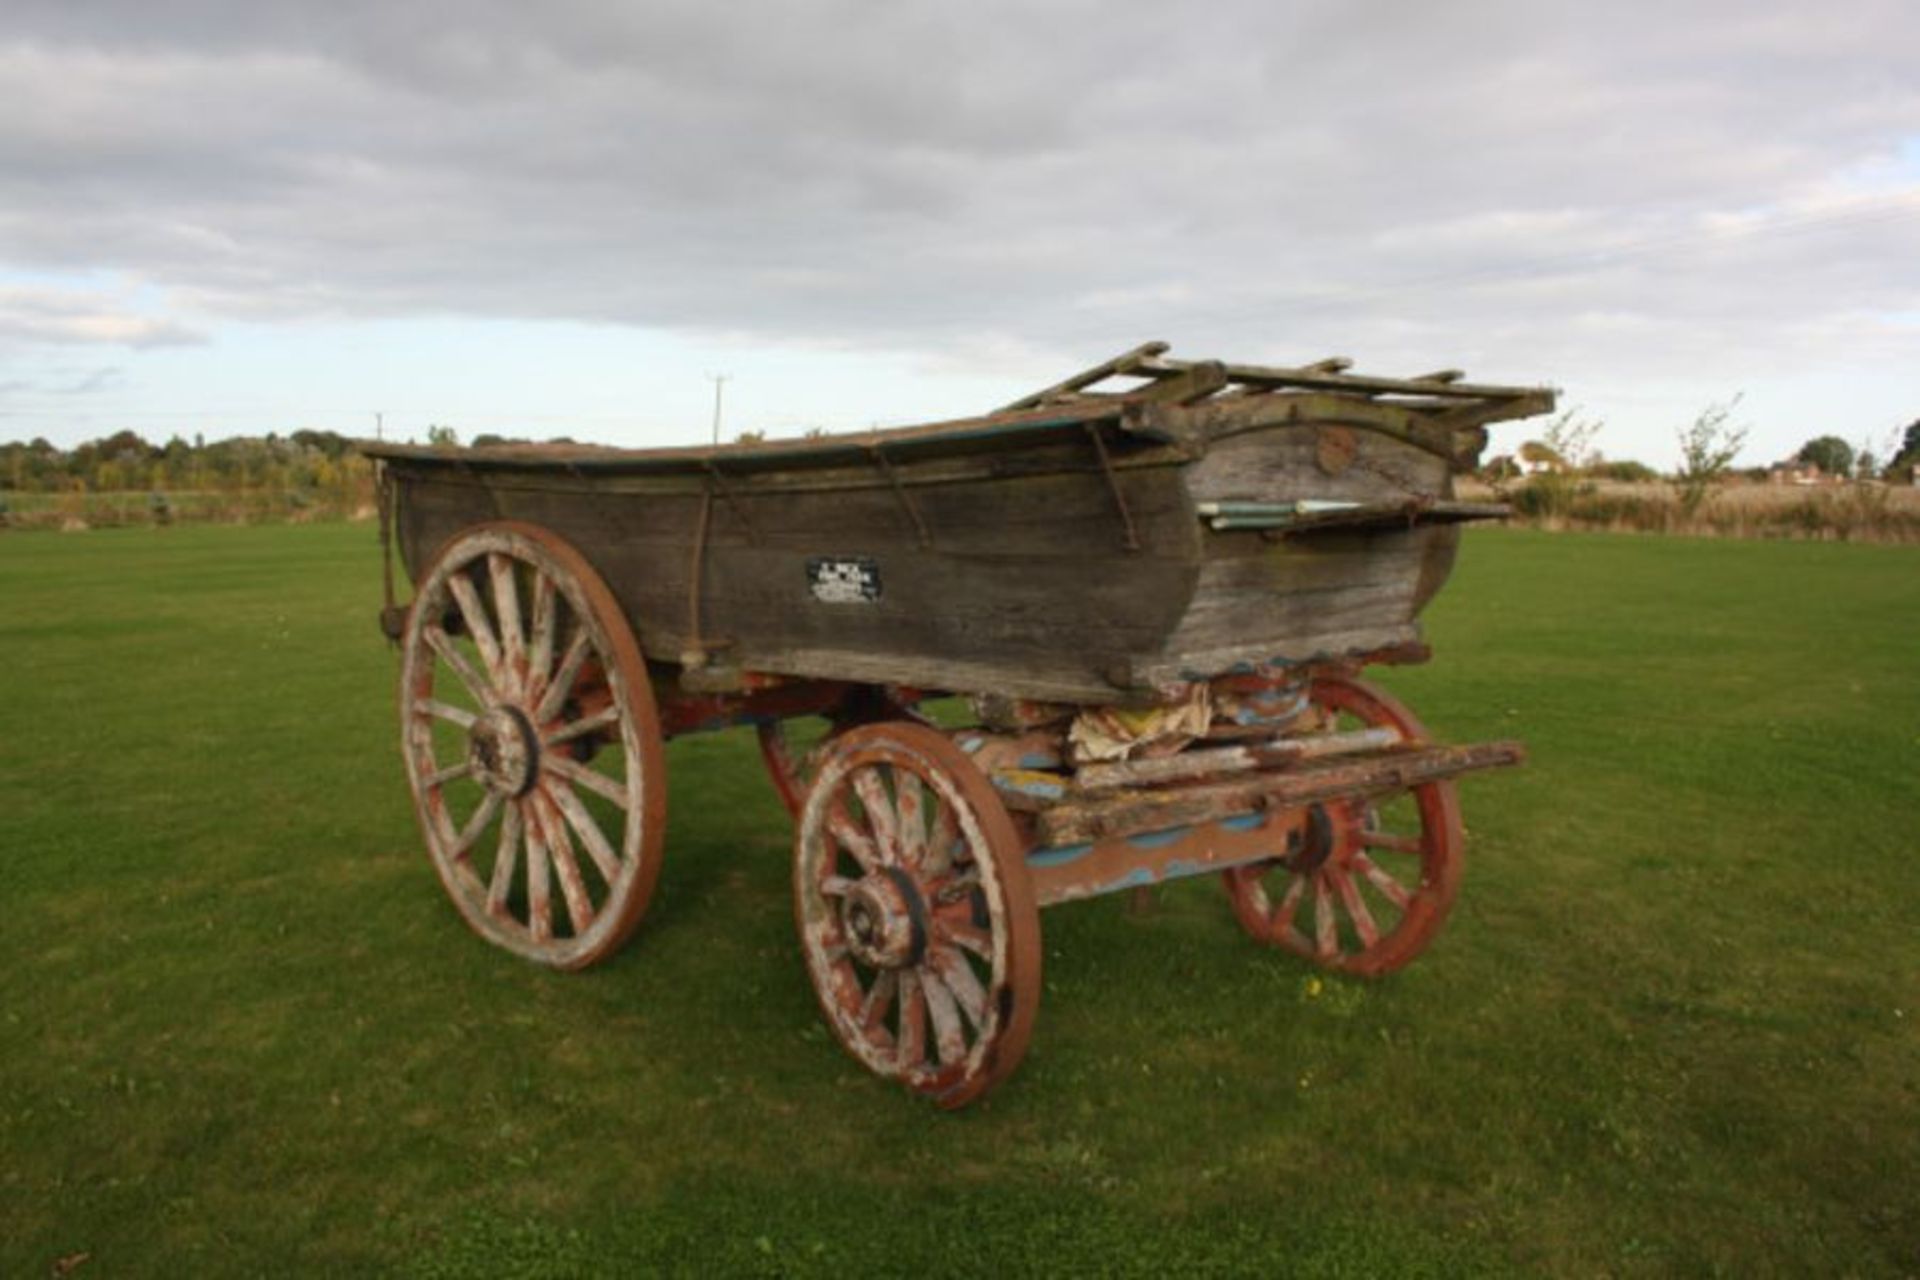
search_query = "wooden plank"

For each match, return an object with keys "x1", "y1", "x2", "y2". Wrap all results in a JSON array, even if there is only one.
[
  {"x1": 1036, "y1": 740, "x2": 1527, "y2": 846},
  {"x1": 1137, "y1": 354, "x2": 1547, "y2": 403},
  {"x1": 995, "y1": 341, "x2": 1170, "y2": 413}
]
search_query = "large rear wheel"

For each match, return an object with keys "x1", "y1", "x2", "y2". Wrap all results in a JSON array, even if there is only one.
[{"x1": 399, "y1": 522, "x2": 667, "y2": 969}]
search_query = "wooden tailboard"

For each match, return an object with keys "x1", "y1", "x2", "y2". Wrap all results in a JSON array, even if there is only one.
[{"x1": 382, "y1": 400, "x2": 1501, "y2": 703}]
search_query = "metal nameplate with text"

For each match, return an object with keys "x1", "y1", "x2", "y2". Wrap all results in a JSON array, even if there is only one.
[{"x1": 807, "y1": 557, "x2": 882, "y2": 604}]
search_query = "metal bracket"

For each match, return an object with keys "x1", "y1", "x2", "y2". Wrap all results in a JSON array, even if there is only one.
[
  {"x1": 1084, "y1": 421, "x2": 1141, "y2": 552},
  {"x1": 866, "y1": 440, "x2": 932, "y2": 548}
]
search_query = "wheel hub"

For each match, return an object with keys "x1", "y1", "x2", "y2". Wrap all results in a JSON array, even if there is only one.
[
  {"x1": 468, "y1": 705, "x2": 539, "y2": 796},
  {"x1": 840, "y1": 867, "x2": 929, "y2": 970},
  {"x1": 1287, "y1": 802, "x2": 1347, "y2": 875}
]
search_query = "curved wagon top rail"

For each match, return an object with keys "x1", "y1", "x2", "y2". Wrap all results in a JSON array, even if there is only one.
[{"x1": 355, "y1": 341, "x2": 1555, "y2": 477}]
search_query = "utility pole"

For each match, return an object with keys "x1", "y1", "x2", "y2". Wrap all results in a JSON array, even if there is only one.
[
  {"x1": 375, "y1": 411, "x2": 384, "y2": 441},
  {"x1": 709, "y1": 375, "x2": 729, "y2": 445}
]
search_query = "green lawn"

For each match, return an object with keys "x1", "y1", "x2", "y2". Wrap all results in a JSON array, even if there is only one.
[{"x1": 1, "y1": 523, "x2": 1914, "y2": 1276}]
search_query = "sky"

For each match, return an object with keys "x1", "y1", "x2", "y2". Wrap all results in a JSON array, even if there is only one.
[{"x1": 1, "y1": 0, "x2": 1916, "y2": 467}]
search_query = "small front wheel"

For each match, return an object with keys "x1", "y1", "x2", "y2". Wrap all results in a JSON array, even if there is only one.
[
  {"x1": 793, "y1": 722, "x2": 1041, "y2": 1108},
  {"x1": 1222, "y1": 675, "x2": 1464, "y2": 976}
]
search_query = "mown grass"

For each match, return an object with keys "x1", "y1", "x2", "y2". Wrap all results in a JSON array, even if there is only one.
[{"x1": 1, "y1": 523, "x2": 1914, "y2": 1276}]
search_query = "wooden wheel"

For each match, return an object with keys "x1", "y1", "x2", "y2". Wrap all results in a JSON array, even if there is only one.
[
  {"x1": 794, "y1": 721, "x2": 1041, "y2": 1108},
  {"x1": 399, "y1": 521, "x2": 667, "y2": 970},
  {"x1": 1222, "y1": 675, "x2": 1463, "y2": 976}
]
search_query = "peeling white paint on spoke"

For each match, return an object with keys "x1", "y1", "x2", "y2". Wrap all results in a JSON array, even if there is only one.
[
  {"x1": 488, "y1": 801, "x2": 522, "y2": 917},
  {"x1": 526, "y1": 571, "x2": 558, "y2": 705},
  {"x1": 850, "y1": 767, "x2": 901, "y2": 865},
  {"x1": 544, "y1": 704, "x2": 620, "y2": 746},
  {"x1": 542, "y1": 753, "x2": 630, "y2": 808},
  {"x1": 450, "y1": 791, "x2": 501, "y2": 861},
  {"x1": 543, "y1": 780, "x2": 622, "y2": 884},
  {"x1": 534, "y1": 630, "x2": 592, "y2": 723},
  {"x1": 488, "y1": 552, "x2": 526, "y2": 698},
  {"x1": 922, "y1": 967, "x2": 967, "y2": 1065},
  {"x1": 424, "y1": 627, "x2": 491, "y2": 706},
  {"x1": 446, "y1": 572, "x2": 506, "y2": 690},
  {"x1": 414, "y1": 697, "x2": 478, "y2": 730}
]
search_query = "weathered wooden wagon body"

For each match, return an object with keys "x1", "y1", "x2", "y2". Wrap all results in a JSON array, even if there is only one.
[{"x1": 362, "y1": 343, "x2": 1553, "y2": 1107}]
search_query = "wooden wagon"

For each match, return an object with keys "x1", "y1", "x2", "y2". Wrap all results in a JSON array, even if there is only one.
[{"x1": 360, "y1": 342, "x2": 1554, "y2": 1107}]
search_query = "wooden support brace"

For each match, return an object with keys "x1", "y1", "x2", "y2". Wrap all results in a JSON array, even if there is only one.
[
  {"x1": 866, "y1": 440, "x2": 932, "y2": 548},
  {"x1": 703, "y1": 459, "x2": 759, "y2": 546}
]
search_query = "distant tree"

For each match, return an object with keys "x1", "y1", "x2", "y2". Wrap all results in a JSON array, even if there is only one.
[
  {"x1": 1795, "y1": 435, "x2": 1853, "y2": 477},
  {"x1": 470, "y1": 433, "x2": 508, "y2": 448},
  {"x1": 1675, "y1": 397, "x2": 1749, "y2": 517},
  {"x1": 1532, "y1": 409, "x2": 1602, "y2": 473},
  {"x1": 1480, "y1": 454, "x2": 1520, "y2": 483},
  {"x1": 1517, "y1": 440, "x2": 1565, "y2": 472},
  {"x1": 733, "y1": 429, "x2": 767, "y2": 444},
  {"x1": 1592, "y1": 459, "x2": 1660, "y2": 483},
  {"x1": 1883, "y1": 418, "x2": 1920, "y2": 480},
  {"x1": 425, "y1": 424, "x2": 459, "y2": 447}
]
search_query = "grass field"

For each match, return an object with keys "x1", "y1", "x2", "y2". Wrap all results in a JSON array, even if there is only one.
[{"x1": 2, "y1": 523, "x2": 1915, "y2": 1276}]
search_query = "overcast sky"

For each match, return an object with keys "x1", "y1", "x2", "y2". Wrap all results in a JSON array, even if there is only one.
[{"x1": 2, "y1": 0, "x2": 1916, "y2": 465}]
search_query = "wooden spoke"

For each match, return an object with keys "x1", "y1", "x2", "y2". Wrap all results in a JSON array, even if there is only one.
[
  {"x1": 922, "y1": 971, "x2": 967, "y2": 1066},
  {"x1": 424, "y1": 626, "x2": 492, "y2": 705},
  {"x1": 1221, "y1": 674, "x2": 1464, "y2": 976},
  {"x1": 1312, "y1": 873, "x2": 1338, "y2": 959},
  {"x1": 526, "y1": 569, "x2": 558, "y2": 700},
  {"x1": 925, "y1": 806, "x2": 960, "y2": 878},
  {"x1": 534, "y1": 629, "x2": 592, "y2": 723},
  {"x1": 425, "y1": 760, "x2": 473, "y2": 789},
  {"x1": 450, "y1": 791, "x2": 501, "y2": 862},
  {"x1": 792, "y1": 721, "x2": 1041, "y2": 1108},
  {"x1": 1352, "y1": 852, "x2": 1411, "y2": 909},
  {"x1": 928, "y1": 948, "x2": 988, "y2": 1029},
  {"x1": 415, "y1": 698, "x2": 478, "y2": 730},
  {"x1": 542, "y1": 752, "x2": 630, "y2": 808},
  {"x1": 446, "y1": 573, "x2": 505, "y2": 688},
  {"x1": 850, "y1": 768, "x2": 902, "y2": 864},
  {"x1": 544, "y1": 704, "x2": 621, "y2": 747},
  {"x1": 1332, "y1": 866, "x2": 1379, "y2": 948},
  {"x1": 941, "y1": 916, "x2": 993, "y2": 960},
  {"x1": 488, "y1": 802, "x2": 522, "y2": 917},
  {"x1": 858, "y1": 970, "x2": 897, "y2": 1033},
  {"x1": 825, "y1": 801, "x2": 881, "y2": 872},
  {"x1": 488, "y1": 553, "x2": 527, "y2": 696},
  {"x1": 400, "y1": 523, "x2": 666, "y2": 970},
  {"x1": 893, "y1": 769, "x2": 928, "y2": 870},
  {"x1": 1270, "y1": 871, "x2": 1308, "y2": 938},
  {"x1": 544, "y1": 780, "x2": 622, "y2": 885},
  {"x1": 536, "y1": 793, "x2": 596, "y2": 936},
  {"x1": 524, "y1": 804, "x2": 552, "y2": 943},
  {"x1": 895, "y1": 970, "x2": 927, "y2": 1072}
]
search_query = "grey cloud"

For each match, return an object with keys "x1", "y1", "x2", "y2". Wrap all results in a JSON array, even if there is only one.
[{"x1": 0, "y1": 0, "x2": 1915, "y2": 391}]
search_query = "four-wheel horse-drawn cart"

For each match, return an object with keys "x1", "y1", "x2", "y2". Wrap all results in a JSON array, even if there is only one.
[{"x1": 360, "y1": 342, "x2": 1555, "y2": 1108}]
